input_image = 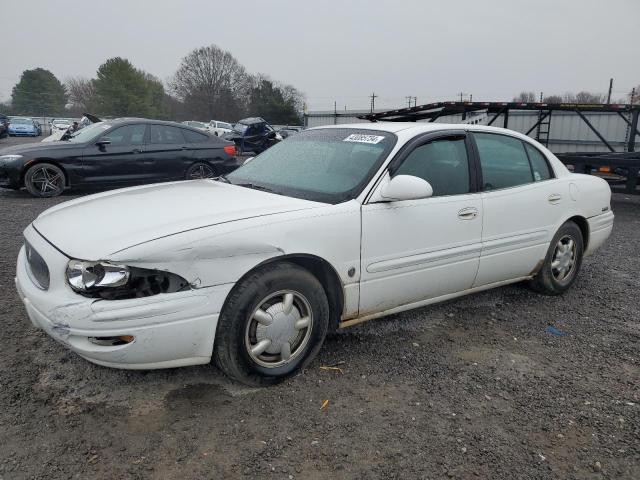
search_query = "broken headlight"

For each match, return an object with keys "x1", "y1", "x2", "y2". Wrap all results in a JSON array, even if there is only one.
[{"x1": 66, "y1": 260, "x2": 190, "y2": 300}]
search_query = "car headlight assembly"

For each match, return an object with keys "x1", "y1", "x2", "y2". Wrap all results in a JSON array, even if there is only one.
[{"x1": 66, "y1": 260, "x2": 190, "y2": 300}]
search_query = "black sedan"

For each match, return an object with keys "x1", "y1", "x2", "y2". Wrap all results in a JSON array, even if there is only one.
[{"x1": 0, "y1": 119, "x2": 239, "y2": 197}]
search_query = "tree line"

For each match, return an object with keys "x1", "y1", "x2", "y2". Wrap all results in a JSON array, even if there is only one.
[
  {"x1": 2, "y1": 44, "x2": 304, "y2": 125},
  {"x1": 513, "y1": 89, "x2": 639, "y2": 104}
]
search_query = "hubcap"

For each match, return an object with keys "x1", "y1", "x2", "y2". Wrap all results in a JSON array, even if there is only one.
[
  {"x1": 189, "y1": 164, "x2": 215, "y2": 179},
  {"x1": 551, "y1": 235, "x2": 576, "y2": 281},
  {"x1": 245, "y1": 290, "x2": 313, "y2": 368},
  {"x1": 31, "y1": 167, "x2": 63, "y2": 195}
]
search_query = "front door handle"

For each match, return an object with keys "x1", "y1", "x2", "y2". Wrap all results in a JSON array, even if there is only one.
[
  {"x1": 458, "y1": 207, "x2": 478, "y2": 220},
  {"x1": 132, "y1": 148, "x2": 143, "y2": 154},
  {"x1": 548, "y1": 194, "x2": 562, "y2": 204}
]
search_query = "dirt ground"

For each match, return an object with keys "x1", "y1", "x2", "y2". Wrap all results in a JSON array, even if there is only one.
[{"x1": 0, "y1": 135, "x2": 638, "y2": 479}]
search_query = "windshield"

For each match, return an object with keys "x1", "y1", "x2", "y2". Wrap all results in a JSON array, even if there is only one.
[
  {"x1": 226, "y1": 128, "x2": 397, "y2": 204},
  {"x1": 12, "y1": 118, "x2": 31, "y2": 125},
  {"x1": 219, "y1": 122, "x2": 232, "y2": 129},
  {"x1": 232, "y1": 123, "x2": 248, "y2": 134},
  {"x1": 67, "y1": 122, "x2": 112, "y2": 143},
  {"x1": 53, "y1": 120, "x2": 70, "y2": 126}
]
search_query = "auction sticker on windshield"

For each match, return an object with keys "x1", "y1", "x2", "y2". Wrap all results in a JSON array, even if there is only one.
[{"x1": 343, "y1": 133, "x2": 386, "y2": 144}]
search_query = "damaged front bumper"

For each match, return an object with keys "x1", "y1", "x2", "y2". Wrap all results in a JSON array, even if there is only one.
[{"x1": 15, "y1": 225, "x2": 234, "y2": 369}]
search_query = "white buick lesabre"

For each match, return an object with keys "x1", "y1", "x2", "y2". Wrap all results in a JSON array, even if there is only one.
[{"x1": 16, "y1": 123, "x2": 614, "y2": 385}]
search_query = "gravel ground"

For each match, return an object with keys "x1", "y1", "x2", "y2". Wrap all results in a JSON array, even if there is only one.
[{"x1": 0, "y1": 137, "x2": 638, "y2": 479}]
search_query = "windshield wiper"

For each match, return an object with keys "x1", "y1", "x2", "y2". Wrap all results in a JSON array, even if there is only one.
[
  {"x1": 216, "y1": 174, "x2": 231, "y2": 183},
  {"x1": 237, "y1": 182, "x2": 275, "y2": 193}
]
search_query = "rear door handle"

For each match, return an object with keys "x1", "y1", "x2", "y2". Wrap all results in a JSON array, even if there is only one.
[
  {"x1": 458, "y1": 207, "x2": 479, "y2": 220},
  {"x1": 548, "y1": 194, "x2": 562, "y2": 204}
]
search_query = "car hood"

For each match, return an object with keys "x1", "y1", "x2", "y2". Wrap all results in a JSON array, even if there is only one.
[
  {"x1": 32, "y1": 180, "x2": 324, "y2": 259},
  {"x1": 0, "y1": 141, "x2": 74, "y2": 155}
]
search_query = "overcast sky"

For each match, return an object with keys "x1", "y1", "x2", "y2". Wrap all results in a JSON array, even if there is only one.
[{"x1": 2, "y1": 0, "x2": 638, "y2": 111}]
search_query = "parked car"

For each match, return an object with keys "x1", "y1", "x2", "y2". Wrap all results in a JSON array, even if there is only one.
[
  {"x1": 222, "y1": 117, "x2": 282, "y2": 154},
  {"x1": 277, "y1": 128, "x2": 299, "y2": 139},
  {"x1": 8, "y1": 117, "x2": 39, "y2": 137},
  {"x1": 181, "y1": 121, "x2": 211, "y2": 133},
  {"x1": 208, "y1": 120, "x2": 233, "y2": 137},
  {"x1": 0, "y1": 114, "x2": 8, "y2": 138},
  {"x1": 14, "y1": 123, "x2": 613, "y2": 385},
  {"x1": 32, "y1": 119, "x2": 42, "y2": 136},
  {"x1": 0, "y1": 119, "x2": 238, "y2": 197},
  {"x1": 43, "y1": 113, "x2": 101, "y2": 142},
  {"x1": 50, "y1": 119, "x2": 72, "y2": 135}
]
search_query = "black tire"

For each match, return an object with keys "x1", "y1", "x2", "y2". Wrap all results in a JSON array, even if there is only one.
[
  {"x1": 24, "y1": 163, "x2": 65, "y2": 198},
  {"x1": 529, "y1": 221, "x2": 584, "y2": 295},
  {"x1": 214, "y1": 262, "x2": 330, "y2": 386},
  {"x1": 185, "y1": 162, "x2": 217, "y2": 180}
]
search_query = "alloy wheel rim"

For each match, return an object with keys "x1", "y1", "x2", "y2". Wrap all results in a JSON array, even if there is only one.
[
  {"x1": 244, "y1": 290, "x2": 313, "y2": 368},
  {"x1": 551, "y1": 235, "x2": 577, "y2": 281},
  {"x1": 31, "y1": 166, "x2": 63, "y2": 195},
  {"x1": 189, "y1": 164, "x2": 215, "y2": 179}
]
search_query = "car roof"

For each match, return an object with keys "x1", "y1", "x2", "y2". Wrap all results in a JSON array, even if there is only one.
[
  {"x1": 105, "y1": 118, "x2": 202, "y2": 129},
  {"x1": 310, "y1": 121, "x2": 540, "y2": 139},
  {"x1": 238, "y1": 117, "x2": 266, "y2": 125}
]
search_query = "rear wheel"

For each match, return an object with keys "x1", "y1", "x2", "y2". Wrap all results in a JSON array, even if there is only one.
[
  {"x1": 214, "y1": 262, "x2": 329, "y2": 386},
  {"x1": 185, "y1": 162, "x2": 216, "y2": 180},
  {"x1": 529, "y1": 221, "x2": 584, "y2": 295},
  {"x1": 24, "y1": 163, "x2": 65, "y2": 198}
]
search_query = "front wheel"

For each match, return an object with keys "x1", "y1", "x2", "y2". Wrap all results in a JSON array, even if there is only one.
[
  {"x1": 24, "y1": 163, "x2": 65, "y2": 198},
  {"x1": 214, "y1": 262, "x2": 329, "y2": 386},
  {"x1": 529, "y1": 221, "x2": 584, "y2": 295}
]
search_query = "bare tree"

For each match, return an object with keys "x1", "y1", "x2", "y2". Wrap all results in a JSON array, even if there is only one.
[
  {"x1": 543, "y1": 95, "x2": 563, "y2": 104},
  {"x1": 170, "y1": 45, "x2": 249, "y2": 120},
  {"x1": 66, "y1": 77, "x2": 96, "y2": 112},
  {"x1": 513, "y1": 91, "x2": 538, "y2": 102},
  {"x1": 574, "y1": 91, "x2": 604, "y2": 103}
]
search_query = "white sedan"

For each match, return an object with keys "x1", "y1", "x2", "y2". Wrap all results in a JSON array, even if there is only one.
[{"x1": 15, "y1": 123, "x2": 613, "y2": 385}]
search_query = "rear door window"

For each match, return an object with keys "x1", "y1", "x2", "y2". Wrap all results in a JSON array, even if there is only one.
[
  {"x1": 150, "y1": 125, "x2": 185, "y2": 144},
  {"x1": 474, "y1": 133, "x2": 534, "y2": 190},
  {"x1": 183, "y1": 129, "x2": 209, "y2": 143}
]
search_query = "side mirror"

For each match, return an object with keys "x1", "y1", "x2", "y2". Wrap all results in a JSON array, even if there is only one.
[
  {"x1": 380, "y1": 175, "x2": 433, "y2": 201},
  {"x1": 243, "y1": 157, "x2": 254, "y2": 165},
  {"x1": 266, "y1": 131, "x2": 276, "y2": 140},
  {"x1": 96, "y1": 139, "x2": 111, "y2": 147}
]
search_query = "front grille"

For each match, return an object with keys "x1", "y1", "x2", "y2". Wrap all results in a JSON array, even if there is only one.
[{"x1": 25, "y1": 241, "x2": 50, "y2": 290}]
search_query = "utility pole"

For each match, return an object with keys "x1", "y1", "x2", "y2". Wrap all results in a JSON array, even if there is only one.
[
  {"x1": 413, "y1": 97, "x2": 417, "y2": 107},
  {"x1": 607, "y1": 78, "x2": 613, "y2": 104},
  {"x1": 469, "y1": 94, "x2": 472, "y2": 102},
  {"x1": 630, "y1": 87, "x2": 636, "y2": 105},
  {"x1": 458, "y1": 92, "x2": 468, "y2": 102},
  {"x1": 370, "y1": 92, "x2": 377, "y2": 113},
  {"x1": 540, "y1": 92, "x2": 544, "y2": 102},
  {"x1": 406, "y1": 96, "x2": 413, "y2": 108}
]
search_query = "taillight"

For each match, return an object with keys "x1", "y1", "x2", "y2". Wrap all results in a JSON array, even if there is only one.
[{"x1": 224, "y1": 145, "x2": 236, "y2": 156}]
